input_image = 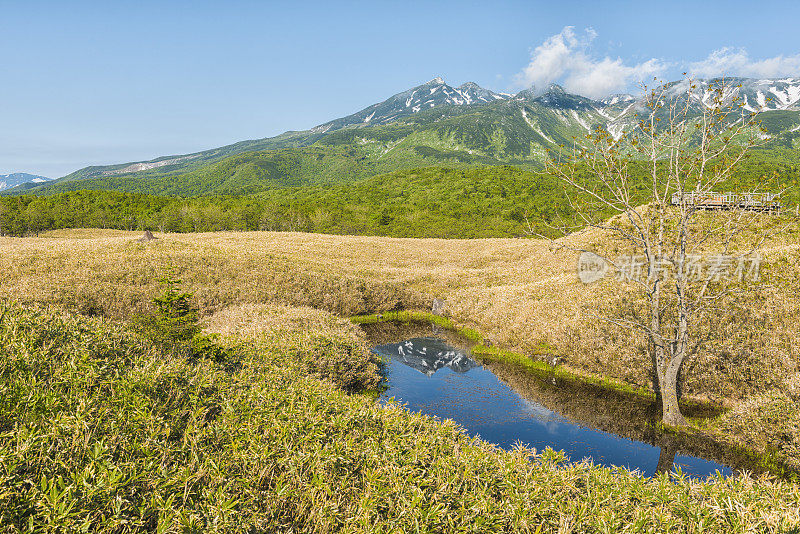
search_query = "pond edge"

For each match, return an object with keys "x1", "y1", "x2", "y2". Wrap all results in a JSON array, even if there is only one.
[{"x1": 351, "y1": 309, "x2": 800, "y2": 481}]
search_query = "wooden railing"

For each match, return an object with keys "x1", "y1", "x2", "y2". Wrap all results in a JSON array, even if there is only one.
[{"x1": 670, "y1": 192, "x2": 781, "y2": 211}]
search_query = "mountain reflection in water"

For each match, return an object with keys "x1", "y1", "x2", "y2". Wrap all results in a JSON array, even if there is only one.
[
  {"x1": 373, "y1": 336, "x2": 732, "y2": 479},
  {"x1": 394, "y1": 337, "x2": 478, "y2": 376}
]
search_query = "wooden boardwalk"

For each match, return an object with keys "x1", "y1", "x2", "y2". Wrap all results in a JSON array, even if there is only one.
[{"x1": 670, "y1": 192, "x2": 781, "y2": 211}]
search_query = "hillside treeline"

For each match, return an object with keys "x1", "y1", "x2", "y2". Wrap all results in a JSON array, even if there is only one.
[
  {"x1": 1, "y1": 160, "x2": 797, "y2": 238},
  {"x1": 0, "y1": 167, "x2": 575, "y2": 238}
]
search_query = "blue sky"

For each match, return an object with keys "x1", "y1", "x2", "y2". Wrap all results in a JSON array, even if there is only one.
[{"x1": 3, "y1": 0, "x2": 800, "y2": 178}]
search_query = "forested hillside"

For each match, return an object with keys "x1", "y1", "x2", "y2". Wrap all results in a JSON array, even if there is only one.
[{"x1": 2, "y1": 151, "x2": 797, "y2": 238}]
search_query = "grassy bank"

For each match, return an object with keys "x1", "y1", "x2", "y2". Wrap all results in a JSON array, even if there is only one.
[{"x1": 2, "y1": 302, "x2": 800, "y2": 532}]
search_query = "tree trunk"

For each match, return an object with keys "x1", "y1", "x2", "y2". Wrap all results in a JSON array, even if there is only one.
[
  {"x1": 659, "y1": 359, "x2": 687, "y2": 427},
  {"x1": 655, "y1": 438, "x2": 678, "y2": 475}
]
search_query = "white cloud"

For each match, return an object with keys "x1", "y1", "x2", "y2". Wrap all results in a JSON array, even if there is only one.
[
  {"x1": 688, "y1": 47, "x2": 800, "y2": 79},
  {"x1": 515, "y1": 27, "x2": 666, "y2": 99}
]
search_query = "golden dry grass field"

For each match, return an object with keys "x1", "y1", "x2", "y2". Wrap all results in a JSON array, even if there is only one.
[
  {"x1": 2, "y1": 226, "x2": 798, "y2": 392},
  {"x1": 2, "y1": 225, "x2": 799, "y2": 466}
]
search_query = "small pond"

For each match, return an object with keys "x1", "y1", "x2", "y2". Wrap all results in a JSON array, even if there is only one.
[{"x1": 364, "y1": 321, "x2": 774, "y2": 479}]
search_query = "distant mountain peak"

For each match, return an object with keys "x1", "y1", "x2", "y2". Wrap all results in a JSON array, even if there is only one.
[
  {"x1": 514, "y1": 83, "x2": 567, "y2": 99},
  {"x1": 600, "y1": 93, "x2": 636, "y2": 106},
  {"x1": 529, "y1": 84, "x2": 598, "y2": 110},
  {"x1": 0, "y1": 172, "x2": 51, "y2": 192},
  {"x1": 544, "y1": 83, "x2": 566, "y2": 94},
  {"x1": 514, "y1": 87, "x2": 538, "y2": 101},
  {"x1": 312, "y1": 78, "x2": 511, "y2": 132}
]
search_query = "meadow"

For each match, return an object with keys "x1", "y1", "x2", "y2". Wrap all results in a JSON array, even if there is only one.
[
  {"x1": 2, "y1": 224, "x2": 797, "y2": 401},
  {"x1": 1, "y1": 224, "x2": 800, "y2": 530}
]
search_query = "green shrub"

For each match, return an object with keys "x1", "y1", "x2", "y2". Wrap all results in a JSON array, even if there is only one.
[
  {"x1": 149, "y1": 274, "x2": 200, "y2": 342},
  {"x1": 291, "y1": 333, "x2": 382, "y2": 392},
  {"x1": 203, "y1": 303, "x2": 382, "y2": 392},
  {"x1": 136, "y1": 274, "x2": 231, "y2": 362}
]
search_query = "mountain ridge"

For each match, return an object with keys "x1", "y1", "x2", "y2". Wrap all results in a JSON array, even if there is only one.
[{"x1": 14, "y1": 76, "x2": 800, "y2": 197}]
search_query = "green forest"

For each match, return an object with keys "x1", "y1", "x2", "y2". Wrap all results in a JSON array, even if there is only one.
[
  {"x1": 0, "y1": 167, "x2": 559, "y2": 238},
  {"x1": 2, "y1": 149, "x2": 798, "y2": 238}
]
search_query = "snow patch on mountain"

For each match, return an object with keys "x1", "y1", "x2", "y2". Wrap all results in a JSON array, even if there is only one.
[
  {"x1": 607, "y1": 123, "x2": 625, "y2": 141},
  {"x1": 521, "y1": 108, "x2": 537, "y2": 129},
  {"x1": 102, "y1": 154, "x2": 201, "y2": 176},
  {"x1": 600, "y1": 94, "x2": 635, "y2": 106},
  {"x1": 692, "y1": 78, "x2": 800, "y2": 111},
  {"x1": 570, "y1": 109, "x2": 591, "y2": 130}
]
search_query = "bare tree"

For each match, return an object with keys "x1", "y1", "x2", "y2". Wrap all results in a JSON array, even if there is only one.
[{"x1": 546, "y1": 77, "x2": 780, "y2": 427}]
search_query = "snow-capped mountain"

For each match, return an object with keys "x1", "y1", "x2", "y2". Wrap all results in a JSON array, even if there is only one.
[
  {"x1": 700, "y1": 77, "x2": 800, "y2": 112},
  {"x1": 592, "y1": 77, "x2": 800, "y2": 141},
  {"x1": 376, "y1": 337, "x2": 479, "y2": 377},
  {"x1": 29, "y1": 76, "x2": 800, "y2": 194},
  {"x1": 600, "y1": 94, "x2": 636, "y2": 106},
  {"x1": 0, "y1": 173, "x2": 50, "y2": 191},
  {"x1": 312, "y1": 77, "x2": 511, "y2": 133}
]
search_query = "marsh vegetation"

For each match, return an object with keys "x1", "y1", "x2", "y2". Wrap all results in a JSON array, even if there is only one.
[
  {"x1": 3, "y1": 303, "x2": 800, "y2": 532},
  {"x1": 1, "y1": 223, "x2": 799, "y2": 530}
]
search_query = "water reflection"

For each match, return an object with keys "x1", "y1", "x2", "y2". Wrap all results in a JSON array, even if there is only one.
[
  {"x1": 366, "y1": 323, "x2": 773, "y2": 479},
  {"x1": 394, "y1": 337, "x2": 478, "y2": 376}
]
